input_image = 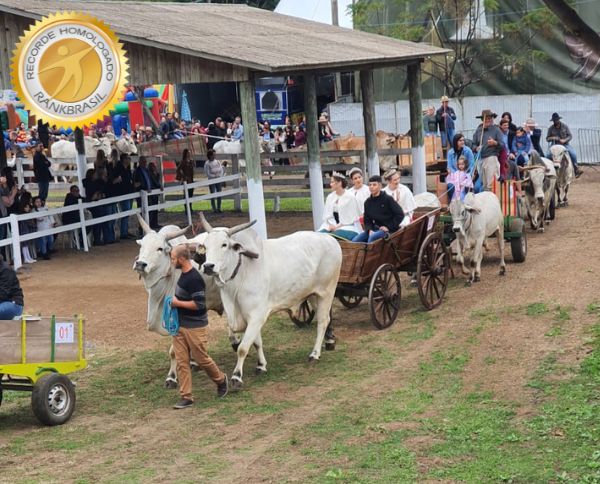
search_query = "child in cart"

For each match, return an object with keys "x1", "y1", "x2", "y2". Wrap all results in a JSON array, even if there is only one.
[{"x1": 446, "y1": 156, "x2": 473, "y2": 201}]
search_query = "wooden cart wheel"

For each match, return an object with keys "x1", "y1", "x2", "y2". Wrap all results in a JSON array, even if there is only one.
[
  {"x1": 368, "y1": 264, "x2": 401, "y2": 330},
  {"x1": 510, "y1": 218, "x2": 527, "y2": 263},
  {"x1": 417, "y1": 232, "x2": 450, "y2": 310},
  {"x1": 338, "y1": 295, "x2": 364, "y2": 309},
  {"x1": 31, "y1": 373, "x2": 76, "y2": 426},
  {"x1": 290, "y1": 299, "x2": 315, "y2": 328}
]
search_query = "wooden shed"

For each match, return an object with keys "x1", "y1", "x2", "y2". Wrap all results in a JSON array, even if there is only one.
[{"x1": 0, "y1": 1, "x2": 448, "y2": 237}]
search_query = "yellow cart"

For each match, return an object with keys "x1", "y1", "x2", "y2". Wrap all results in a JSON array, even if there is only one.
[{"x1": 0, "y1": 316, "x2": 86, "y2": 426}]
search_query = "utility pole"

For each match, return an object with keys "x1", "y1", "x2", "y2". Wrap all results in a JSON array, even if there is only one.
[{"x1": 331, "y1": 0, "x2": 343, "y2": 101}]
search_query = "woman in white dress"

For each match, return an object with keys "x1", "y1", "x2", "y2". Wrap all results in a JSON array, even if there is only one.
[
  {"x1": 383, "y1": 168, "x2": 417, "y2": 227},
  {"x1": 346, "y1": 167, "x2": 370, "y2": 213},
  {"x1": 319, "y1": 172, "x2": 362, "y2": 240}
]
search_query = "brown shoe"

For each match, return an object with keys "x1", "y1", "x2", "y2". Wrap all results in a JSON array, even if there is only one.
[{"x1": 575, "y1": 169, "x2": 583, "y2": 178}]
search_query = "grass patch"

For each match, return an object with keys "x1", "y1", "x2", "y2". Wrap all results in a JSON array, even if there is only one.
[
  {"x1": 525, "y1": 302, "x2": 549, "y2": 316},
  {"x1": 165, "y1": 197, "x2": 313, "y2": 213}
]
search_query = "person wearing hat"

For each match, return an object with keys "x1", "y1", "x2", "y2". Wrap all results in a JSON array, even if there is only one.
[
  {"x1": 472, "y1": 109, "x2": 504, "y2": 191},
  {"x1": 422, "y1": 106, "x2": 438, "y2": 136},
  {"x1": 318, "y1": 172, "x2": 362, "y2": 241},
  {"x1": 436, "y1": 96, "x2": 457, "y2": 149},
  {"x1": 352, "y1": 175, "x2": 405, "y2": 244},
  {"x1": 523, "y1": 118, "x2": 543, "y2": 156},
  {"x1": 347, "y1": 167, "x2": 370, "y2": 211},
  {"x1": 546, "y1": 113, "x2": 582, "y2": 177}
]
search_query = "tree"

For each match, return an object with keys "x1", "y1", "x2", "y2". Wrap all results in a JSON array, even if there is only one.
[{"x1": 350, "y1": 0, "x2": 557, "y2": 100}]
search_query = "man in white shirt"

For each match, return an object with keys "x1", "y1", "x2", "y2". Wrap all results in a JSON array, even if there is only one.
[{"x1": 382, "y1": 169, "x2": 417, "y2": 227}]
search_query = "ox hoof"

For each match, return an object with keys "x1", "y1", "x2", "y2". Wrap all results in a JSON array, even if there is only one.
[
  {"x1": 325, "y1": 342, "x2": 336, "y2": 351},
  {"x1": 499, "y1": 267, "x2": 506, "y2": 276},
  {"x1": 537, "y1": 228, "x2": 545, "y2": 233},
  {"x1": 190, "y1": 363, "x2": 201, "y2": 372},
  {"x1": 164, "y1": 379, "x2": 178, "y2": 389},
  {"x1": 473, "y1": 276, "x2": 481, "y2": 283},
  {"x1": 231, "y1": 343, "x2": 240, "y2": 352},
  {"x1": 308, "y1": 354, "x2": 320, "y2": 363},
  {"x1": 230, "y1": 377, "x2": 243, "y2": 392},
  {"x1": 255, "y1": 367, "x2": 267, "y2": 376}
]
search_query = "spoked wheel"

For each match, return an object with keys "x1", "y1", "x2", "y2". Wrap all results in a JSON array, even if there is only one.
[
  {"x1": 417, "y1": 233, "x2": 450, "y2": 310},
  {"x1": 368, "y1": 264, "x2": 401, "y2": 330},
  {"x1": 338, "y1": 294, "x2": 364, "y2": 309},
  {"x1": 290, "y1": 299, "x2": 315, "y2": 328}
]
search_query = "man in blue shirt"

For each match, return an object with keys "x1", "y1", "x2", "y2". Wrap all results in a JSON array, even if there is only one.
[{"x1": 231, "y1": 116, "x2": 244, "y2": 141}]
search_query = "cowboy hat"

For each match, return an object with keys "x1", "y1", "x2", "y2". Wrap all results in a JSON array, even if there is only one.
[
  {"x1": 550, "y1": 112, "x2": 562, "y2": 121},
  {"x1": 476, "y1": 109, "x2": 497, "y2": 120},
  {"x1": 440, "y1": 95, "x2": 449, "y2": 102}
]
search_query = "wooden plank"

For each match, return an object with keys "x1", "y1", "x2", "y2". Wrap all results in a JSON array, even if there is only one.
[{"x1": 0, "y1": 318, "x2": 81, "y2": 365}]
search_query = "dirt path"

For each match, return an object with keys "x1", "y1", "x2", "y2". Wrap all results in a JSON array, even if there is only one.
[{"x1": 8, "y1": 171, "x2": 600, "y2": 482}]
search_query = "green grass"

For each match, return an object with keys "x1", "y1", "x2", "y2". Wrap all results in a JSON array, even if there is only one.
[{"x1": 164, "y1": 197, "x2": 313, "y2": 213}]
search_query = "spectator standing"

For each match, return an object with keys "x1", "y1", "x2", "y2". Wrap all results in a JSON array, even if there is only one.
[
  {"x1": 294, "y1": 125, "x2": 306, "y2": 148},
  {"x1": 423, "y1": 106, "x2": 438, "y2": 136},
  {"x1": 115, "y1": 154, "x2": 135, "y2": 239},
  {"x1": 63, "y1": 185, "x2": 84, "y2": 249},
  {"x1": 284, "y1": 126, "x2": 295, "y2": 150},
  {"x1": 85, "y1": 166, "x2": 113, "y2": 246},
  {"x1": 206, "y1": 122, "x2": 219, "y2": 150},
  {"x1": 204, "y1": 149, "x2": 224, "y2": 213},
  {"x1": 133, "y1": 156, "x2": 160, "y2": 230},
  {"x1": 18, "y1": 201, "x2": 36, "y2": 264},
  {"x1": 231, "y1": 116, "x2": 244, "y2": 142},
  {"x1": 0, "y1": 260, "x2": 24, "y2": 319},
  {"x1": 436, "y1": 96, "x2": 457, "y2": 149},
  {"x1": 33, "y1": 197, "x2": 55, "y2": 260},
  {"x1": 176, "y1": 149, "x2": 195, "y2": 200},
  {"x1": 37, "y1": 120, "x2": 50, "y2": 149},
  {"x1": 33, "y1": 144, "x2": 52, "y2": 201}
]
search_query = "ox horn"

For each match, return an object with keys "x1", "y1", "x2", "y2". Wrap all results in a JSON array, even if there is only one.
[
  {"x1": 228, "y1": 219, "x2": 257, "y2": 236},
  {"x1": 164, "y1": 226, "x2": 191, "y2": 241},
  {"x1": 137, "y1": 213, "x2": 152, "y2": 235},
  {"x1": 198, "y1": 212, "x2": 213, "y2": 233}
]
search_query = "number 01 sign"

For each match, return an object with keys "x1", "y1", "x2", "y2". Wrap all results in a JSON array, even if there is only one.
[{"x1": 55, "y1": 322, "x2": 75, "y2": 344}]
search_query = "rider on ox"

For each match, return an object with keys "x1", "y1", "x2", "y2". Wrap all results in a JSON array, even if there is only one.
[
  {"x1": 546, "y1": 113, "x2": 582, "y2": 178},
  {"x1": 170, "y1": 244, "x2": 228, "y2": 409}
]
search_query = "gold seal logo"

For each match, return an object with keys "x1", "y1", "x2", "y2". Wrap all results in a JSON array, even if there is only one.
[{"x1": 11, "y1": 12, "x2": 128, "y2": 128}]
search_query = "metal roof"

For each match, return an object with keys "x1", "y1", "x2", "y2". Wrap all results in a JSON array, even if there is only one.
[{"x1": 0, "y1": 1, "x2": 449, "y2": 73}]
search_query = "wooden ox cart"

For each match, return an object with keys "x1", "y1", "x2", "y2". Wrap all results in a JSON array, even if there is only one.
[{"x1": 292, "y1": 208, "x2": 450, "y2": 330}]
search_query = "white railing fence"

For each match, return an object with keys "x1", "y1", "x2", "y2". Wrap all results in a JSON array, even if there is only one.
[{"x1": 0, "y1": 172, "x2": 241, "y2": 270}]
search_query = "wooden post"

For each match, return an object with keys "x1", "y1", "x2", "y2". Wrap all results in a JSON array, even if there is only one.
[
  {"x1": 239, "y1": 78, "x2": 267, "y2": 239},
  {"x1": 331, "y1": 0, "x2": 343, "y2": 101},
  {"x1": 74, "y1": 128, "x2": 87, "y2": 197},
  {"x1": 183, "y1": 182, "x2": 192, "y2": 226},
  {"x1": 77, "y1": 199, "x2": 89, "y2": 252},
  {"x1": 304, "y1": 72, "x2": 325, "y2": 230},
  {"x1": 407, "y1": 63, "x2": 426, "y2": 195},
  {"x1": 232, "y1": 154, "x2": 242, "y2": 212},
  {"x1": 9, "y1": 214, "x2": 21, "y2": 270},
  {"x1": 360, "y1": 69, "x2": 379, "y2": 177}
]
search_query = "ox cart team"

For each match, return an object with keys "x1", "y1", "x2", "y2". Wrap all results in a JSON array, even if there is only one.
[{"x1": 2, "y1": 106, "x2": 581, "y2": 412}]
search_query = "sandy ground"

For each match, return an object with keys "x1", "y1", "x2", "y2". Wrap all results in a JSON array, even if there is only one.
[{"x1": 8, "y1": 169, "x2": 600, "y2": 481}]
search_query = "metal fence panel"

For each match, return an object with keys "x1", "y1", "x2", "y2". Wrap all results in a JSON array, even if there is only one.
[{"x1": 329, "y1": 93, "x2": 600, "y2": 163}]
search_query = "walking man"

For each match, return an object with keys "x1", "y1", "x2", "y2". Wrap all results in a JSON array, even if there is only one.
[
  {"x1": 170, "y1": 244, "x2": 228, "y2": 409},
  {"x1": 436, "y1": 95, "x2": 457, "y2": 149},
  {"x1": 472, "y1": 109, "x2": 503, "y2": 191}
]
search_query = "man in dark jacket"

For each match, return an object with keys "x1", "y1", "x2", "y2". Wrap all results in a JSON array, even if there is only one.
[
  {"x1": 436, "y1": 95, "x2": 457, "y2": 149},
  {"x1": 546, "y1": 112, "x2": 582, "y2": 177},
  {"x1": 33, "y1": 144, "x2": 52, "y2": 201},
  {"x1": 0, "y1": 260, "x2": 24, "y2": 319},
  {"x1": 353, "y1": 175, "x2": 405, "y2": 243}
]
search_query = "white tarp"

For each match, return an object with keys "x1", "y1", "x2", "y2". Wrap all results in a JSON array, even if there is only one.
[{"x1": 275, "y1": 0, "x2": 354, "y2": 29}]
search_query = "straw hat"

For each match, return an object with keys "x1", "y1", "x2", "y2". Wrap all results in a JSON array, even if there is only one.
[{"x1": 476, "y1": 109, "x2": 497, "y2": 120}]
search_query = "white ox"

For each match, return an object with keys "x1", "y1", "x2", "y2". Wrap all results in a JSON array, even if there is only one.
[
  {"x1": 50, "y1": 136, "x2": 137, "y2": 160},
  {"x1": 133, "y1": 215, "x2": 223, "y2": 388},
  {"x1": 414, "y1": 192, "x2": 441, "y2": 209},
  {"x1": 522, "y1": 152, "x2": 557, "y2": 233},
  {"x1": 449, "y1": 192, "x2": 506, "y2": 284},
  {"x1": 196, "y1": 214, "x2": 342, "y2": 391},
  {"x1": 549, "y1": 144, "x2": 574, "y2": 207}
]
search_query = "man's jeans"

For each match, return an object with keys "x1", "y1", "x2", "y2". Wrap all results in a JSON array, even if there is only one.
[
  {"x1": 0, "y1": 301, "x2": 23, "y2": 319},
  {"x1": 38, "y1": 181, "x2": 49, "y2": 201},
  {"x1": 353, "y1": 229, "x2": 388, "y2": 243},
  {"x1": 441, "y1": 128, "x2": 455, "y2": 148},
  {"x1": 119, "y1": 199, "x2": 132, "y2": 237}
]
